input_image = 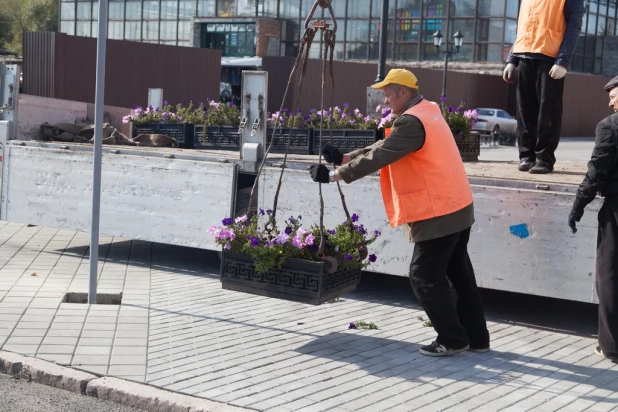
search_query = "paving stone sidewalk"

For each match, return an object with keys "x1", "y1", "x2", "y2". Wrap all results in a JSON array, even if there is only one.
[{"x1": 1, "y1": 221, "x2": 617, "y2": 412}]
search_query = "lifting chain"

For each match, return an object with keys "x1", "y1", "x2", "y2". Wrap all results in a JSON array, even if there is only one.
[
  {"x1": 247, "y1": 0, "x2": 351, "y2": 262},
  {"x1": 0, "y1": 102, "x2": 9, "y2": 115}
]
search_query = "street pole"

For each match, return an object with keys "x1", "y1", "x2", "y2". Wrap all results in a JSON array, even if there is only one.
[
  {"x1": 375, "y1": 0, "x2": 389, "y2": 82},
  {"x1": 442, "y1": 53, "x2": 448, "y2": 99},
  {"x1": 89, "y1": 0, "x2": 108, "y2": 304}
]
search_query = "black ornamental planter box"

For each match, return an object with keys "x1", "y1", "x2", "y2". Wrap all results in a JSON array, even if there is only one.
[
  {"x1": 455, "y1": 132, "x2": 481, "y2": 162},
  {"x1": 266, "y1": 127, "x2": 313, "y2": 155},
  {"x1": 194, "y1": 125, "x2": 241, "y2": 150},
  {"x1": 131, "y1": 123, "x2": 194, "y2": 149},
  {"x1": 220, "y1": 251, "x2": 361, "y2": 305},
  {"x1": 312, "y1": 129, "x2": 379, "y2": 154}
]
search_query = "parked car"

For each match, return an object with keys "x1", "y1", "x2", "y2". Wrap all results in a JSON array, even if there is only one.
[{"x1": 473, "y1": 108, "x2": 518, "y2": 135}]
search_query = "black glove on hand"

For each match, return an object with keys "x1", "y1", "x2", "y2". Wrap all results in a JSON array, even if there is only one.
[
  {"x1": 568, "y1": 209, "x2": 584, "y2": 233},
  {"x1": 322, "y1": 145, "x2": 343, "y2": 165},
  {"x1": 310, "y1": 164, "x2": 330, "y2": 184}
]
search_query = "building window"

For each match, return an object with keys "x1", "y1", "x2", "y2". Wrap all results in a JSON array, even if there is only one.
[
  {"x1": 126, "y1": 1, "x2": 142, "y2": 19},
  {"x1": 109, "y1": 21, "x2": 124, "y2": 39},
  {"x1": 217, "y1": 0, "x2": 236, "y2": 16},
  {"x1": 161, "y1": 1, "x2": 179, "y2": 19},
  {"x1": 109, "y1": 1, "x2": 125, "y2": 20},
  {"x1": 198, "y1": 0, "x2": 216, "y2": 16},
  {"x1": 143, "y1": 1, "x2": 160, "y2": 19},
  {"x1": 200, "y1": 22, "x2": 256, "y2": 56},
  {"x1": 61, "y1": 2, "x2": 76, "y2": 20}
]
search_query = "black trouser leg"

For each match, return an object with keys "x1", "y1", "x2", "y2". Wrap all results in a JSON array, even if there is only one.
[
  {"x1": 409, "y1": 229, "x2": 488, "y2": 349},
  {"x1": 516, "y1": 59, "x2": 564, "y2": 167},
  {"x1": 445, "y1": 228, "x2": 490, "y2": 349},
  {"x1": 597, "y1": 198, "x2": 618, "y2": 358},
  {"x1": 516, "y1": 59, "x2": 539, "y2": 162},
  {"x1": 536, "y1": 60, "x2": 564, "y2": 167}
]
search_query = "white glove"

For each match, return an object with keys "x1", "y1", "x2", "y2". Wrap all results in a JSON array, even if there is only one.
[
  {"x1": 503, "y1": 63, "x2": 517, "y2": 83},
  {"x1": 549, "y1": 64, "x2": 567, "y2": 79}
]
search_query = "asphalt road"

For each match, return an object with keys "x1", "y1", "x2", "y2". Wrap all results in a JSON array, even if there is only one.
[{"x1": 0, "y1": 373, "x2": 146, "y2": 412}]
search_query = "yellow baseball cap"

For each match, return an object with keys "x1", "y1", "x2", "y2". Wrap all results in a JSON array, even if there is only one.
[{"x1": 371, "y1": 69, "x2": 418, "y2": 90}]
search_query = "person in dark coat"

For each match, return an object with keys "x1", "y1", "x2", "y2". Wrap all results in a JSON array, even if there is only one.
[{"x1": 569, "y1": 75, "x2": 618, "y2": 363}]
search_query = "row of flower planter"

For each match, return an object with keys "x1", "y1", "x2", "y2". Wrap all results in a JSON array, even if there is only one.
[
  {"x1": 132, "y1": 123, "x2": 382, "y2": 154},
  {"x1": 131, "y1": 123, "x2": 480, "y2": 161}
]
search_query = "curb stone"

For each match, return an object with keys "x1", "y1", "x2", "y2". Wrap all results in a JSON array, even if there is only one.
[
  {"x1": 0, "y1": 350, "x2": 96, "y2": 393},
  {"x1": 0, "y1": 351, "x2": 253, "y2": 412}
]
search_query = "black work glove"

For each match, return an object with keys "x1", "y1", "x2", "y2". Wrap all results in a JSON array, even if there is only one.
[
  {"x1": 568, "y1": 209, "x2": 584, "y2": 233},
  {"x1": 322, "y1": 145, "x2": 343, "y2": 166},
  {"x1": 309, "y1": 164, "x2": 330, "y2": 184}
]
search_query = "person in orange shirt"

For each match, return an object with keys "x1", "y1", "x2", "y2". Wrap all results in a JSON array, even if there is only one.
[
  {"x1": 309, "y1": 69, "x2": 489, "y2": 357},
  {"x1": 504, "y1": 0, "x2": 585, "y2": 174}
]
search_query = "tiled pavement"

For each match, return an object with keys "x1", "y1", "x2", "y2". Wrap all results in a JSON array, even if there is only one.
[{"x1": 1, "y1": 220, "x2": 617, "y2": 412}]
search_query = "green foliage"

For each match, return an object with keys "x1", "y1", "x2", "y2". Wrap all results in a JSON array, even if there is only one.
[
  {"x1": 439, "y1": 97, "x2": 478, "y2": 137},
  {"x1": 352, "y1": 320, "x2": 379, "y2": 329},
  {"x1": 209, "y1": 212, "x2": 380, "y2": 274},
  {"x1": 0, "y1": 0, "x2": 58, "y2": 55}
]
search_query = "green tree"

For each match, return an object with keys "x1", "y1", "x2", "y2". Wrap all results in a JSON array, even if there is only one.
[{"x1": 0, "y1": 0, "x2": 58, "y2": 55}]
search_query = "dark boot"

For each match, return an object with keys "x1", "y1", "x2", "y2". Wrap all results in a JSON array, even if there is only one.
[
  {"x1": 529, "y1": 160, "x2": 554, "y2": 174},
  {"x1": 518, "y1": 159, "x2": 536, "y2": 172}
]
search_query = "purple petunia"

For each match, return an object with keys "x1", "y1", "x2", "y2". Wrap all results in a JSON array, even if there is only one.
[
  {"x1": 259, "y1": 208, "x2": 265, "y2": 216},
  {"x1": 349, "y1": 322, "x2": 357, "y2": 329},
  {"x1": 250, "y1": 237, "x2": 260, "y2": 247},
  {"x1": 344, "y1": 254, "x2": 353, "y2": 261},
  {"x1": 162, "y1": 100, "x2": 168, "y2": 105},
  {"x1": 343, "y1": 102, "x2": 349, "y2": 107},
  {"x1": 374, "y1": 230, "x2": 381, "y2": 237},
  {"x1": 267, "y1": 209, "x2": 273, "y2": 215},
  {"x1": 285, "y1": 227, "x2": 293, "y2": 235},
  {"x1": 222, "y1": 217, "x2": 234, "y2": 226},
  {"x1": 351, "y1": 213, "x2": 359, "y2": 223},
  {"x1": 448, "y1": 106, "x2": 455, "y2": 113},
  {"x1": 440, "y1": 96, "x2": 447, "y2": 102},
  {"x1": 368, "y1": 254, "x2": 377, "y2": 263},
  {"x1": 327, "y1": 229, "x2": 336, "y2": 235}
]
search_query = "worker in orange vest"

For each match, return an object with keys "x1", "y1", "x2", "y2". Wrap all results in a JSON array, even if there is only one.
[
  {"x1": 309, "y1": 69, "x2": 490, "y2": 357},
  {"x1": 504, "y1": 0, "x2": 585, "y2": 174}
]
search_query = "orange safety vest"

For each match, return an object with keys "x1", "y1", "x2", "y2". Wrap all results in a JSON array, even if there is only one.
[
  {"x1": 380, "y1": 99, "x2": 473, "y2": 228},
  {"x1": 512, "y1": 0, "x2": 567, "y2": 58}
]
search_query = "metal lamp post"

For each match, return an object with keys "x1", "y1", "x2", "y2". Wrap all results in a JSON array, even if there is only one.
[{"x1": 433, "y1": 30, "x2": 464, "y2": 99}]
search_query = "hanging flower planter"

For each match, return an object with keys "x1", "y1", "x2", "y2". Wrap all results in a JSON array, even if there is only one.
[
  {"x1": 209, "y1": 212, "x2": 380, "y2": 305},
  {"x1": 221, "y1": 251, "x2": 362, "y2": 305}
]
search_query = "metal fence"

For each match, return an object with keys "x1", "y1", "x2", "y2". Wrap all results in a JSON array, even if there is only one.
[
  {"x1": 22, "y1": 32, "x2": 222, "y2": 109},
  {"x1": 23, "y1": 32, "x2": 612, "y2": 137}
]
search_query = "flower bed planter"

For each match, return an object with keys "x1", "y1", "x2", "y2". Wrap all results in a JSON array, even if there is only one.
[
  {"x1": 266, "y1": 127, "x2": 313, "y2": 155},
  {"x1": 454, "y1": 132, "x2": 480, "y2": 162},
  {"x1": 131, "y1": 123, "x2": 194, "y2": 149},
  {"x1": 194, "y1": 125, "x2": 241, "y2": 150},
  {"x1": 311, "y1": 129, "x2": 379, "y2": 154},
  {"x1": 220, "y1": 251, "x2": 361, "y2": 305}
]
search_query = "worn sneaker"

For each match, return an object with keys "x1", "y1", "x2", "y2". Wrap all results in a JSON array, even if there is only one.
[
  {"x1": 419, "y1": 340, "x2": 469, "y2": 357},
  {"x1": 595, "y1": 346, "x2": 618, "y2": 362}
]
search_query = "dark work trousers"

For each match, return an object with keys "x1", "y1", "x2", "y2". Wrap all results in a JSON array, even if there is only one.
[
  {"x1": 596, "y1": 197, "x2": 618, "y2": 358},
  {"x1": 409, "y1": 227, "x2": 490, "y2": 349},
  {"x1": 516, "y1": 58, "x2": 565, "y2": 167}
]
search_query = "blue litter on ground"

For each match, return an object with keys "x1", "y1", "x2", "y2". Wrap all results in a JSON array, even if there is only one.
[{"x1": 510, "y1": 223, "x2": 529, "y2": 239}]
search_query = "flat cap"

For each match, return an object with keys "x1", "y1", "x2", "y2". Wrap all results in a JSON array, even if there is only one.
[{"x1": 605, "y1": 75, "x2": 618, "y2": 92}]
